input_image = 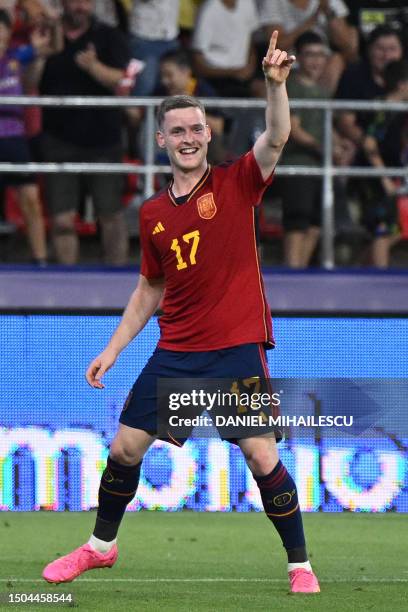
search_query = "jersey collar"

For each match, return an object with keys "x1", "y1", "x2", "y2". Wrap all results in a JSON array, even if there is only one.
[{"x1": 168, "y1": 165, "x2": 211, "y2": 207}]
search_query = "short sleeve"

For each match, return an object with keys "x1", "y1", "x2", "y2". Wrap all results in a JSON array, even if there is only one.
[
  {"x1": 139, "y1": 206, "x2": 164, "y2": 279},
  {"x1": 226, "y1": 150, "x2": 274, "y2": 208}
]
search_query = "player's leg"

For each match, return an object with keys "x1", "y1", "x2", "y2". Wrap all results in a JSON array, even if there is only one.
[
  {"x1": 90, "y1": 425, "x2": 155, "y2": 551},
  {"x1": 238, "y1": 435, "x2": 320, "y2": 593},
  {"x1": 42, "y1": 348, "x2": 170, "y2": 584},
  {"x1": 42, "y1": 425, "x2": 155, "y2": 584}
]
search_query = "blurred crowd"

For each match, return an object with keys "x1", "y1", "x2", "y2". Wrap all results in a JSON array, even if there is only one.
[{"x1": 0, "y1": 0, "x2": 407, "y2": 268}]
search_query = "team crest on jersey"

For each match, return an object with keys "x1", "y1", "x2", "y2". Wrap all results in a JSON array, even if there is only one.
[{"x1": 197, "y1": 193, "x2": 217, "y2": 220}]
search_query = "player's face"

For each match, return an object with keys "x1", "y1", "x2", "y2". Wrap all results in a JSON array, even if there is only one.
[
  {"x1": 160, "y1": 62, "x2": 190, "y2": 96},
  {"x1": 157, "y1": 107, "x2": 211, "y2": 172},
  {"x1": 298, "y1": 44, "x2": 328, "y2": 81}
]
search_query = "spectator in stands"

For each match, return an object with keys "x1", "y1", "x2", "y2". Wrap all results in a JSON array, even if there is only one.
[
  {"x1": 344, "y1": 1, "x2": 408, "y2": 54},
  {"x1": 192, "y1": 0, "x2": 259, "y2": 97},
  {"x1": 257, "y1": 0, "x2": 359, "y2": 93},
  {"x1": 129, "y1": 0, "x2": 180, "y2": 96},
  {"x1": 7, "y1": 1, "x2": 63, "y2": 163},
  {"x1": 7, "y1": 1, "x2": 60, "y2": 44},
  {"x1": 354, "y1": 59, "x2": 408, "y2": 267},
  {"x1": 0, "y1": 8, "x2": 49, "y2": 265},
  {"x1": 92, "y1": 0, "x2": 129, "y2": 32},
  {"x1": 33, "y1": 0, "x2": 131, "y2": 265},
  {"x1": 158, "y1": 49, "x2": 225, "y2": 162},
  {"x1": 179, "y1": 0, "x2": 203, "y2": 46},
  {"x1": 11, "y1": 0, "x2": 129, "y2": 31},
  {"x1": 336, "y1": 25, "x2": 404, "y2": 148},
  {"x1": 278, "y1": 31, "x2": 331, "y2": 268}
]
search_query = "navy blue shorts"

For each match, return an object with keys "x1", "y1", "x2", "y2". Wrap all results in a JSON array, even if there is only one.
[{"x1": 119, "y1": 343, "x2": 279, "y2": 446}]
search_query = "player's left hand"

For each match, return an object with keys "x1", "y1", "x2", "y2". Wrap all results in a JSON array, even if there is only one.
[{"x1": 262, "y1": 30, "x2": 296, "y2": 84}]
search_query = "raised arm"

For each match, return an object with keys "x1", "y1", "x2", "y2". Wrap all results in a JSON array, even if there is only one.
[
  {"x1": 86, "y1": 275, "x2": 165, "y2": 388},
  {"x1": 253, "y1": 30, "x2": 296, "y2": 181}
]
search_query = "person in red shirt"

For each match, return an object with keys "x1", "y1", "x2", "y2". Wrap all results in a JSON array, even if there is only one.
[{"x1": 42, "y1": 32, "x2": 320, "y2": 595}]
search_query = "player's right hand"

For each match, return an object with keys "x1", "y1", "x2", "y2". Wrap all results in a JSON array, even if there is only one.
[{"x1": 85, "y1": 348, "x2": 117, "y2": 389}]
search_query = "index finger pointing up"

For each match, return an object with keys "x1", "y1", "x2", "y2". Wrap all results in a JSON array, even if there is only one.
[{"x1": 266, "y1": 30, "x2": 279, "y2": 60}]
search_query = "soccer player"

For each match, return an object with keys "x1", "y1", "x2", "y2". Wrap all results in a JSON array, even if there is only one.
[{"x1": 42, "y1": 31, "x2": 320, "y2": 594}]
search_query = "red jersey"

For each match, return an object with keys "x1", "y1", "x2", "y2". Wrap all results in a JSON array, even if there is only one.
[{"x1": 140, "y1": 149, "x2": 274, "y2": 351}]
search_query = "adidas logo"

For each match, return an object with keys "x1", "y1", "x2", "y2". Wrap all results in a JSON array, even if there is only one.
[{"x1": 152, "y1": 222, "x2": 165, "y2": 235}]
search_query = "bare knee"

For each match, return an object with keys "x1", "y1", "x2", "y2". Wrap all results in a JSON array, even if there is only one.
[
  {"x1": 240, "y1": 438, "x2": 279, "y2": 477},
  {"x1": 245, "y1": 450, "x2": 278, "y2": 476},
  {"x1": 109, "y1": 440, "x2": 143, "y2": 466},
  {"x1": 109, "y1": 426, "x2": 155, "y2": 466}
]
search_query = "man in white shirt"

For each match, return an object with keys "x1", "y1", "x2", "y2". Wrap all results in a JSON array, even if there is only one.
[
  {"x1": 257, "y1": 0, "x2": 358, "y2": 91},
  {"x1": 129, "y1": 0, "x2": 181, "y2": 96},
  {"x1": 192, "y1": 0, "x2": 259, "y2": 96}
]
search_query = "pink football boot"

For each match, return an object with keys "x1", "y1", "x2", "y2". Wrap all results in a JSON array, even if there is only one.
[
  {"x1": 289, "y1": 568, "x2": 320, "y2": 593},
  {"x1": 42, "y1": 543, "x2": 118, "y2": 584}
]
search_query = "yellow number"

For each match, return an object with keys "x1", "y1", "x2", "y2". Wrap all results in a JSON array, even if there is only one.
[
  {"x1": 243, "y1": 377, "x2": 260, "y2": 393},
  {"x1": 230, "y1": 380, "x2": 246, "y2": 414},
  {"x1": 171, "y1": 230, "x2": 200, "y2": 270},
  {"x1": 243, "y1": 376, "x2": 260, "y2": 411},
  {"x1": 183, "y1": 230, "x2": 200, "y2": 265},
  {"x1": 171, "y1": 238, "x2": 188, "y2": 270},
  {"x1": 230, "y1": 377, "x2": 261, "y2": 414}
]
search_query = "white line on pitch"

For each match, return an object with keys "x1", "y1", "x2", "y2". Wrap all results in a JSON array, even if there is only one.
[{"x1": 0, "y1": 578, "x2": 407, "y2": 583}]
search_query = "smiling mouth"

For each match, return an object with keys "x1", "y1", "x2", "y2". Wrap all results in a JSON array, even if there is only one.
[{"x1": 179, "y1": 147, "x2": 199, "y2": 155}]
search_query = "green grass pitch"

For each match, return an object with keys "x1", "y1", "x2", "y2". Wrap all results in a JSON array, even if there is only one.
[{"x1": 0, "y1": 512, "x2": 406, "y2": 611}]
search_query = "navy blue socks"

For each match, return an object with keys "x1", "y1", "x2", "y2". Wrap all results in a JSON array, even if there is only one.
[
  {"x1": 254, "y1": 460, "x2": 307, "y2": 562},
  {"x1": 93, "y1": 456, "x2": 141, "y2": 542}
]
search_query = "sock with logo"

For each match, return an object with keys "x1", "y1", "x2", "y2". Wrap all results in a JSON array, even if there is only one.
[
  {"x1": 254, "y1": 460, "x2": 307, "y2": 562},
  {"x1": 91, "y1": 456, "x2": 141, "y2": 545}
]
